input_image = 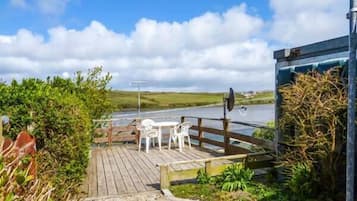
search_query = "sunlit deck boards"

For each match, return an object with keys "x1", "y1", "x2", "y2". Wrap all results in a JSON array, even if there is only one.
[{"x1": 82, "y1": 143, "x2": 222, "y2": 198}]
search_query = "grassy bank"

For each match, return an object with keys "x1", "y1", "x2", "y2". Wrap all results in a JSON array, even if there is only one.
[{"x1": 110, "y1": 90, "x2": 274, "y2": 111}]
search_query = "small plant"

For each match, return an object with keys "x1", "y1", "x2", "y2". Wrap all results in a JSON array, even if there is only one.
[
  {"x1": 287, "y1": 163, "x2": 316, "y2": 201},
  {"x1": 216, "y1": 163, "x2": 254, "y2": 192},
  {"x1": 252, "y1": 121, "x2": 275, "y2": 141},
  {"x1": 196, "y1": 169, "x2": 210, "y2": 184}
]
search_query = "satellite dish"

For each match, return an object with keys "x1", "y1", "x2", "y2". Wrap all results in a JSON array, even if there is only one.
[
  {"x1": 227, "y1": 88, "x2": 235, "y2": 112},
  {"x1": 223, "y1": 88, "x2": 235, "y2": 119}
]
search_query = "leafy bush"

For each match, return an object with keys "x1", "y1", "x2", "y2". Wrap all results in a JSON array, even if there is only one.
[
  {"x1": 196, "y1": 169, "x2": 210, "y2": 184},
  {"x1": 215, "y1": 164, "x2": 254, "y2": 192},
  {"x1": 286, "y1": 163, "x2": 316, "y2": 201},
  {"x1": 279, "y1": 68, "x2": 347, "y2": 200},
  {"x1": 0, "y1": 67, "x2": 112, "y2": 199},
  {"x1": 0, "y1": 154, "x2": 53, "y2": 200},
  {"x1": 252, "y1": 121, "x2": 275, "y2": 141}
]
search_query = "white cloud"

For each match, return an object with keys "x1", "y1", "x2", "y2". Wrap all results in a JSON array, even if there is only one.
[
  {"x1": 3, "y1": 1, "x2": 348, "y2": 92},
  {"x1": 269, "y1": 0, "x2": 348, "y2": 46},
  {"x1": 10, "y1": 0, "x2": 70, "y2": 15},
  {"x1": 36, "y1": 0, "x2": 69, "y2": 15},
  {"x1": 0, "y1": 4, "x2": 274, "y2": 92}
]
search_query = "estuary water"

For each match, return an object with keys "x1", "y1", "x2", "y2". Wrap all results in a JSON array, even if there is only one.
[{"x1": 113, "y1": 104, "x2": 274, "y2": 136}]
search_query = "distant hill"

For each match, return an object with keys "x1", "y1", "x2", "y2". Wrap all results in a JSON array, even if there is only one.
[{"x1": 110, "y1": 90, "x2": 274, "y2": 111}]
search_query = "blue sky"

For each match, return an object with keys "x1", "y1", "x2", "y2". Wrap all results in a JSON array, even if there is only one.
[
  {"x1": 0, "y1": 0, "x2": 348, "y2": 92},
  {"x1": 0, "y1": 1, "x2": 272, "y2": 35}
]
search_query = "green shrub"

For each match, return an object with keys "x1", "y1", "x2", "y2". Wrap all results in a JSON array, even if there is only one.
[
  {"x1": 0, "y1": 155, "x2": 53, "y2": 200},
  {"x1": 279, "y1": 69, "x2": 347, "y2": 200},
  {"x1": 0, "y1": 67, "x2": 112, "y2": 199},
  {"x1": 196, "y1": 169, "x2": 210, "y2": 184},
  {"x1": 215, "y1": 163, "x2": 254, "y2": 192},
  {"x1": 252, "y1": 121, "x2": 275, "y2": 141},
  {"x1": 287, "y1": 163, "x2": 317, "y2": 201}
]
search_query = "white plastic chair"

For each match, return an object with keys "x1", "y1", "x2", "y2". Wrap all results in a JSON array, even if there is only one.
[
  {"x1": 168, "y1": 122, "x2": 192, "y2": 152},
  {"x1": 138, "y1": 119, "x2": 161, "y2": 153}
]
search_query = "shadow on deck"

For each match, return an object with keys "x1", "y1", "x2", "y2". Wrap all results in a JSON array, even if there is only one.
[{"x1": 82, "y1": 143, "x2": 222, "y2": 198}]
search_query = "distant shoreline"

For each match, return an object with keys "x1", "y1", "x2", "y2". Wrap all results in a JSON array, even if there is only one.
[
  {"x1": 110, "y1": 90, "x2": 274, "y2": 112},
  {"x1": 115, "y1": 102, "x2": 274, "y2": 114}
]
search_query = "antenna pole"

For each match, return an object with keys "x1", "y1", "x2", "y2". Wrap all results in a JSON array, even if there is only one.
[{"x1": 223, "y1": 97, "x2": 227, "y2": 119}]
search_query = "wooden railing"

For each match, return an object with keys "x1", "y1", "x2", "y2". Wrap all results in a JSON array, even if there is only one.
[
  {"x1": 92, "y1": 118, "x2": 139, "y2": 145},
  {"x1": 158, "y1": 151, "x2": 274, "y2": 189},
  {"x1": 180, "y1": 116, "x2": 274, "y2": 155}
]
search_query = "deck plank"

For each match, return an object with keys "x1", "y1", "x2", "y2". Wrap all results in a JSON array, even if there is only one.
[
  {"x1": 88, "y1": 149, "x2": 98, "y2": 197},
  {"x1": 121, "y1": 145, "x2": 157, "y2": 191},
  {"x1": 101, "y1": 148, "x2": 118, "y2": 195},
  {"x1": 106, "y1": 148, "x2": 127, "y2": 194},
  {"x1": 96, "y1": 150, "x2": 107, "y2": 196},
  {"x1": 112, "y1": 146, "x2": 137, "y2": 193},
  {"x1": 117, "y1": 146, "x2": 146, "y2": 192},
  {"x1": 83, "y1": 144, "x2": 223, "y2": 198}
]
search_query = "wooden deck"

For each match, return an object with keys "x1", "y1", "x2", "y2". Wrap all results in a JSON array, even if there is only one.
[{"x1": 82, "y1": 143, "x2": 222, "y2": 198}]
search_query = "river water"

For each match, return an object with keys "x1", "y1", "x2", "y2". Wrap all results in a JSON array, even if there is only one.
[{"x1": 113, "y1": 104, "x2": 274, "y2": 136}]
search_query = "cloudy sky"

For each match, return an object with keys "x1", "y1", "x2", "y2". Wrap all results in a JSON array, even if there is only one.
[{"x1": 0, "y1": 0, "x2": 348, "y2": 92}]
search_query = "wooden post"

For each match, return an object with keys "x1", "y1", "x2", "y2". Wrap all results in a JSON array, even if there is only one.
[
  {"x1": 223, "y1": 119, "x2": 230, "y2": 155},
  {"x1": 180, "y1": 116, "x2": 185, "y2": 123},
  {"x1": 205, "y1": 160, "x2": 213, "y2": 176},
  {"x1": 108, "y1": 120, "x2": 113, "y2": 146},
  {"x1": 198, "y1": 118, "x2": 203, "y2": 147},
  {"x1": 160, "y1": 165, "x2": 170, "y2": 189}
]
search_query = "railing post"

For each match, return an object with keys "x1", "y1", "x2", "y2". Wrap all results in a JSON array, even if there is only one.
[
  {"x1": 198, "y1": 118, "x2": 203, "y2": 147},
  {"x1": 160, "y1": 165, "x2": 170, "y2": 189},
  {"x1": 205, "y1": 160, "x2": 213, "y2": 176},
  {"x1": 223, "y1": 119, "x2": 230, "y2": 155},
  {"x1": 181, "y1": 116, "x2": 185, "y2": 123}
]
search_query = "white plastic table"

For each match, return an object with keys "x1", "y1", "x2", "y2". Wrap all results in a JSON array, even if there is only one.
[{"x1": 152, "y1": 121, "x2": 179, "y2": 146}]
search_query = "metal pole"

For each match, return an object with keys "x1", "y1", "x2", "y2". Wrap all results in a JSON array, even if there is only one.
[
  {"x1": 138, "y1": 85, "x2": 141, "y2": 117},
  {"x1": 347, "y1": 0, "x2": 357, "y2": 200}
]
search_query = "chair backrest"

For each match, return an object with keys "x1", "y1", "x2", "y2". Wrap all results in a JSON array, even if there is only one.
[
  {"x1": 178, "y1": 122, "x2": 192, "y2": 135},
  {"x1": 140, "y1": 119, "x2": 155, "y2": 130}
]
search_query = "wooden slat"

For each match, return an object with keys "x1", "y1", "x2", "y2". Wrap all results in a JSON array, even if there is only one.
[
  {"x1": 121, "y1": 146, "x2": 156, "y2": 191},
  {"x1": 88, "y1": 149, "x2": 98, "y2": 197},
  {"x1": 191, "y1": 125, "x2": 224, "y2": 136},
  {"x1": 201, "y1": 138, "x2": 225, "y2": 148},
  {"x1": 111, "y1": 147, "x2": 137, "y2": 193},
  {"x1": 229, "y1": 132, "x2": 274, "y2": 150},
  {"x1": 106, "y1": 149, "x2": 126, "y2": 194},
  {"x1": 128, "y1": 148, "x2": 158, "y2": 184},
  {"x1": 117, "y1": 146, "x2": 146, "y2": 192},
  {"x1": 228, "y1": 145, "x2": 251, "y2": 154},
  {"x1": 101, "y1": 149, "x2": 118, "y2": 195},
  {"x1": 169, "y1": 168, "x2": 202, "y2": 181},
  {"x1": 96, "y1": 150, "x2": 107, "y2": 196}
]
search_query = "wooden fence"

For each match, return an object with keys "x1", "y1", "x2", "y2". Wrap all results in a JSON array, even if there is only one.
[
  {"x1": 92, "y1": 118, "x2": 139, "y2": 146},
  {"x1": 180, "y1": 116, "x2": 274, "y2": 155},
  {"x1": 158, "y1": 151, "x2": 274, "y2": 189}
]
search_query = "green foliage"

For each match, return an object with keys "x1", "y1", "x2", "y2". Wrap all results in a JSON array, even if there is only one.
[
  {"x1": 246, "y1": 182, "x2": 289, "y2": 201},
  {"x1": 252, "y1": 121, "x2": 275, "y2": 141},
  {"x1": 215, "y1": 164, "x2": 254, "y2": 192},
  {"x1": 0, "y1": 67, "x2": 112, "y2": 199},
  {"x1": 196, "y1": 169, "x2": 210, "y2": 184},
  {"x1": 49, "y1": 67, "x2": 113, "y2": 119},
  {"x1": 0, "y1": 152, "x2": 53, "y2": 200},
  {"x1": 170, "y1": 182, "x2": 289, "y2": 201},
  {"x1": 287, "y1": 163, "x2": 316, "y2": 201},
  {"x1": 110, "y1": 90, "x2": 274, "y2": 111},
  {"x1": 279, "y1": 68, "x2": 347, "y2": 200}
]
